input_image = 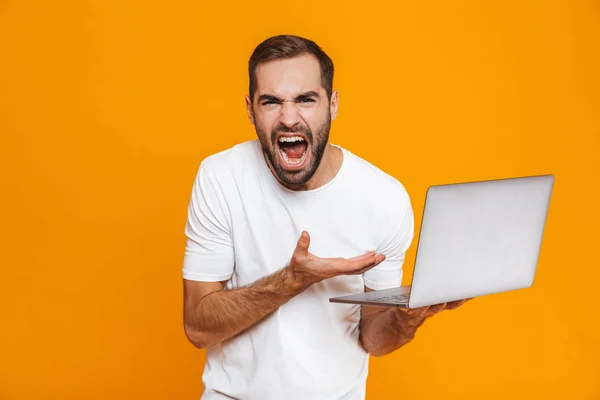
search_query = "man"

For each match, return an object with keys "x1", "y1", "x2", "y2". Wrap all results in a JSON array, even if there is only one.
[{"x1": 182, "y1": 34, "x2": 466, "y2": 399}]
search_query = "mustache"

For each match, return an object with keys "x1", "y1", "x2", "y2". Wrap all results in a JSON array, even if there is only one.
[{"x1": 271, "y1": 124, "x2": 313, "y2": 144}]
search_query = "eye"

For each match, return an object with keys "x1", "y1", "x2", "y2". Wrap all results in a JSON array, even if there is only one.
[
  {"x1": 261, "y1": 100, "x2": 281, "y2": 108},
  {"x1": 300, "y1": 98, "x2": 315, "y2": 103}
]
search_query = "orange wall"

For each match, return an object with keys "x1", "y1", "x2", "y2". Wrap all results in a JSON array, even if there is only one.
[{"x1": 1, "y1": 1, "x2": 599, "y2": 399}]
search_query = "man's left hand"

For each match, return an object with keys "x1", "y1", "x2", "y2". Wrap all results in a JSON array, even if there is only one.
[{"x1": 394, "y1": 298, "x2": 472, "y2": 330}]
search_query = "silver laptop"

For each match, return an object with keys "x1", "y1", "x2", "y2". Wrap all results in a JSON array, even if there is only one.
[{"x1": 330, "y1": 174, "x2": 554, "y2": 309}]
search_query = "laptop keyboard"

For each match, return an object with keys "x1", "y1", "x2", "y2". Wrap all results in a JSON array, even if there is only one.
[{"x1": 369, "y1": 294, "x2": 409, "y2": 303}]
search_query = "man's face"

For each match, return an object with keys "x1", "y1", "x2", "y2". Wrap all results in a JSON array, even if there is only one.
[{"x1": 246, "y1": 54, "x2": 338, "y2": 187}]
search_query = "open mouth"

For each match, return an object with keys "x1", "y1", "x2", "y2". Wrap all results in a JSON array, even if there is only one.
[{"x1": 277, "y1": 135, "x2": 308, "y2": 169}]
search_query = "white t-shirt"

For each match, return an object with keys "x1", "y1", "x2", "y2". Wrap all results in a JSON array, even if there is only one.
[{"x1": 182, "y1": 139, "x2": 414, "y2": 400}]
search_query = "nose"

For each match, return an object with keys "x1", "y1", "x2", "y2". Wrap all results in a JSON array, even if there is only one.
[{"x1": 278, "y1": 102, "x2": 302, "y2": 130}]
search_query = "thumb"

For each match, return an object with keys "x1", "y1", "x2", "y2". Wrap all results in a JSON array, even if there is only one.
[{"x1": 295, "y1": 231, "x2": 310, "y2": 254}]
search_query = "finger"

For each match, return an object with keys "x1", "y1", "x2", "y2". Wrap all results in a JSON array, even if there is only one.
[
  {"x1": 412, "y1": 306, "x2": 431, "y2": 317},
  {"x1": 349, "y1": 252, "x2": 384, "y2": 264},
  {"x1": 327, "y1": 254, "x2": 374, "y2": 271},
  {"x1": 363, "y1": 254, "x2": 386, "y2": 268},
  {"x1": 294, "y1": 231, "x2": 310, "y2": 255},
  {"x1": 399, "y1": 305, "x2": 430, "y2": 319},
  {"x1": 445, "y1": 299, "x2": 468, "y2": 310},
  {"x1": 326, "y1": 252, "x2": 385, "y2": 276},
  {"x1": 346, "y1": 255, "x2": 381, "y2": 272},
  {"x1": 353, "y1": 252, "x2": 386, "y2": 267},
  {"x1": 336, "y1": 261, "x2": 376, "y2": 276},
  {"x1": 352, "y1": 262, "x2": 379, "y2": 275},
  {"x1": 425, "y1": 302, "x2": 446, "y2": 316},
  {"x1": 354, "y1": 254, "x2": 386, "y2": 273},
  {"x1": 374, "y1": 254, "x2": 386, "y2": 265},
  {"x1": 347, "y1": 252, "x2": 377, "y2": 261}
]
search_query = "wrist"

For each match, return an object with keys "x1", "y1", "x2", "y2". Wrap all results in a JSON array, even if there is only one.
[{"x1": 286, "y1": 265, "x2": 320, "y2": 290}]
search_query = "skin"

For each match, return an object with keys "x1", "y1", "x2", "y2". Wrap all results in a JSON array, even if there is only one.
[
  {"x1": 183, "y1": 53, "x2": 468, "y2": 354},
  {"x1": 245, "y1": 54, "x2": 342, "y2": 192},
  {"x1": 184, "y1": 231, "x2": 385, "y2": 349},
  {"x1": 359, "y1": 289, "x2": 468, "y2": 356}
]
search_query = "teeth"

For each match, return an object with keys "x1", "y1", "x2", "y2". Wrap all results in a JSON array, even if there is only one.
[
  {"x1": 280, "y1": 149, "x2": 307, "y2": 166},
  {"x1": 278, "y1": 136, "x2": 305, "y2": 143}
]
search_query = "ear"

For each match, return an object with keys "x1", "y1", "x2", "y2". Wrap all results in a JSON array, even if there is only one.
[
  {"x1": 245, "y1": 95, "x2": 255, "y2": 125},
  {"x1": 329, "y1": 90, "x2": 339, "y2": 121}
]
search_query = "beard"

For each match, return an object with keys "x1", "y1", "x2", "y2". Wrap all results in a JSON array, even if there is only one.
[{"x1": 257, "y1": 113, "x2": 331, "y2": 187}]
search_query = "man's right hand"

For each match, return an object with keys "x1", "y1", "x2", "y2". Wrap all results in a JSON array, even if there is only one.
[
  {"x1": 184, "y1": 230, "x2": 384, "y2": 349},
  {"x1": 289, "y1": 231, "x2": 386, "y2": 284}
]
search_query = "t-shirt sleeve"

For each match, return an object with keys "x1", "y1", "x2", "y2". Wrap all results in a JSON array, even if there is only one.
[
  {"x1": 182, "y1": 161, "x2": 235, "y2": 282},
  {"x1": 363, "y1": 193, "x2": 415, "y2": 290}
]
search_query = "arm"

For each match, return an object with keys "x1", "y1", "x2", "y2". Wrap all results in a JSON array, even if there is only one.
[
  {"x1": 358, "y1": 185, "x2": 467, "y2": 356},
  {"x1": 182, "y1": 160, "x2": 305, "y2": 349},
  {"x1": 359, "y1": 287, "x2": 437, "y2": 356},
  {"x1": 359, "y1": 287, "x2": 469, "y2": 357},
  {"x1": 359, "y1": 288, "x2": 414, "y2": 357},
  {"x1": 184, "y1": 231, "x2": 385, "y2": 349},
  {"x1": 183, "y1": 266, "x2": 311, "y2": 349},
  {"x1": 358, "y1": 186, "x2": 419, "y2": 356}
]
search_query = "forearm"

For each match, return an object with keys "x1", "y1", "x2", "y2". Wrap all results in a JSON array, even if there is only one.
[
  {"x1": 359, "y1": 307, "x2": 423, "y2": 357},
  {"x1": 185, "y1": 266, "x2": 315, "y2": 348}
]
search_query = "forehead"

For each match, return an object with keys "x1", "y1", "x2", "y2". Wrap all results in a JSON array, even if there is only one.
[{"x1": 254, "y1": 54, "x2": 323, "y2": 97}]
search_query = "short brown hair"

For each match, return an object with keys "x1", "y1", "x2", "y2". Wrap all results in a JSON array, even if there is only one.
[{"x1": 248, "y1": 34, "x2": 334, "y2": 102}]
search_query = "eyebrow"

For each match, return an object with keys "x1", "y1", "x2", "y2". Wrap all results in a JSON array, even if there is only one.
[{"x1": 257, "y1": 91, "x2": 321, "y2": 103}]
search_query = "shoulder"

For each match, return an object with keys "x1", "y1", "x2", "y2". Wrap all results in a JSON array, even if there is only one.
[
  {"x1": 199, "y1": 140, "x2": 258, "y2": 176},
  {"x1": 194, "y1": 140, "x2": 262, "y2": 188},
  {"x1": 340, "y1": 146, "x2": 412, "y2": 210}
]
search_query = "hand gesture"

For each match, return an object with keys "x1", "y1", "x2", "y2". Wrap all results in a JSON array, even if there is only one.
[{"x1": 290, "y1": 231, "x2": 386, "y2": 284}]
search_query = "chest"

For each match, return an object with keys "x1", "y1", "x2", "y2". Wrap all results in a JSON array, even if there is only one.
[{"x1": 227, "y1": 183, "x2": 383, "y2": 285}]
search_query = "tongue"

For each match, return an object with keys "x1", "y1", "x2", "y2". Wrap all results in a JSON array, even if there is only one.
[{"x1": 281, "y1": 141, "x2": 307, "y2": 159}]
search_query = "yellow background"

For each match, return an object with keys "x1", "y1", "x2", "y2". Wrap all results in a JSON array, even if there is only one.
[{"x1": 1, "y1": 1, "x2": 599, "y2": 399}]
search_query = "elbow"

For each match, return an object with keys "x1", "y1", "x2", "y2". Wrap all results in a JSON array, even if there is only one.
[
  {"x1": 366, "y1": 344, "x2": 407, "y2": 358},
  {"x1": 367, "y1": 348, "x2": 389, "y2": 357},
  {"x1": 360, "y1": 335, "x2": 386, "y2": 357},
  {"x1": 363, "y1": 341, "x2": 392, "y2": 357},
  {"x1": 360, "y1": 334, "x2": 414, "y2": 357},
  {"x1": 184, "y1": 324, "x2": 211, "y2": 349}
]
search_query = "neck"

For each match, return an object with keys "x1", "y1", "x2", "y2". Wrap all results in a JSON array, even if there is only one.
[{"x1": 264, "y1": 143, "x2": 343, "y2": 192}]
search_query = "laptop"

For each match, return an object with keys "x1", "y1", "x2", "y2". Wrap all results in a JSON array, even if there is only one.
[{"x1": 329, "y1": 174, "x2": 555, "y2": 309}]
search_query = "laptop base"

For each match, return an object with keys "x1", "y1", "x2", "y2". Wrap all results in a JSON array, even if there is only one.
[{"x1": 329, "y1": 285, "x2": 412, "y2": 307}]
